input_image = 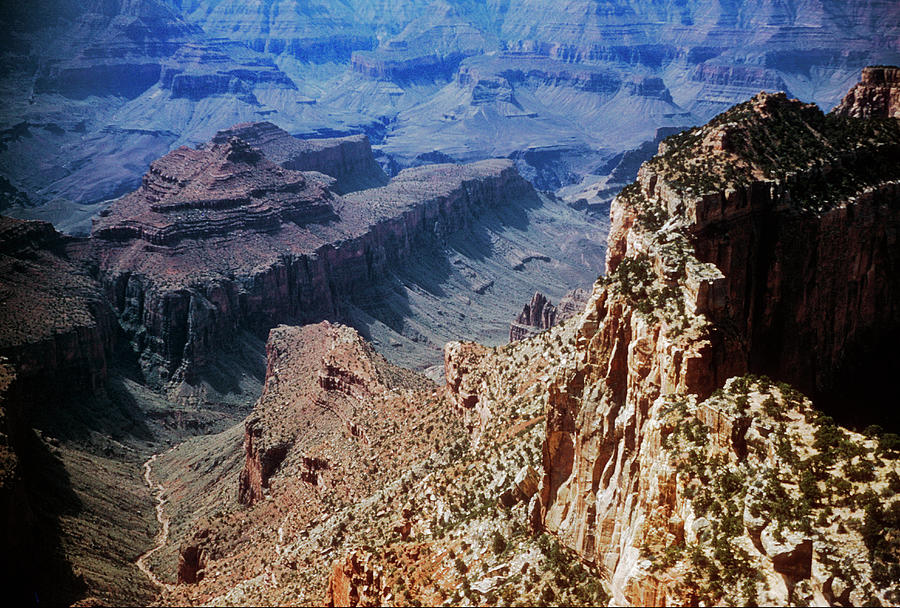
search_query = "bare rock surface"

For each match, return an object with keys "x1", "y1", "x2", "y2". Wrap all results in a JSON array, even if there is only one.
[
  {"x1": 87, "y1": 126, "x2": 606, "y2": 392},
  {"x1": 4, "y1": 1, "x2": 900, "y2": 229},
  {"x1": 834, "y1": 66, "x2": 900, "y2": 119},
  {"x1": 509, "y1": 288, "x2": 589, "y2": 342}
]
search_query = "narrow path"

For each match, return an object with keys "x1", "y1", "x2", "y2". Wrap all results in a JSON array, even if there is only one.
[{"x1": 136, "y1": 453, "x2": 176, "y2": 592}]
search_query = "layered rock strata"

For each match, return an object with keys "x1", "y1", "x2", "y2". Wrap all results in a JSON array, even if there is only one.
[
  {"x1": 833, "y1": 66, "x2": 900, "y2": 119},
  {"x1": 442, "y1": 84, "x2": 900, "y2": 604},
  {"x1": 211, "y1": 122, "x2": 389, "y2": 193},
  {"x1": 534, "y1": 90, "x2": 900, "y2": 603},
  {"x1": 90, "y1": 126, "x2": 534, "y2": 385}
]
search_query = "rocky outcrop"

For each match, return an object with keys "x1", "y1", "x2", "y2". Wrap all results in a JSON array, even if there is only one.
[
  {"x1": 833, "y1": 65, "x2": 900, "y2": 119},
  {"x1": 90, "y1": 127, "x2": 537, "y2": 385},
  {"x1": 177, "y1": 542, "x2": 208, "y2": 585},
  {"x1": 530, "y1": 86, "x2": 900, "y2": 603},
  {"x1": 211, "y1": 123, "x2": 388, "y2": 194},
  {"x1": 509, "y1": 289, "x2": 589, "y2": 342},
  {"x1": 92, "y1": 137, "x2": 338, "y2": 246},
  {"x1": 159, "y1": 43, "x2": 297, "y2": 102},
  {"x1": 326, "y1": 550, "x2": 388, "y2": 607},
  {"x1": 351, "y1": 51, "x2": 466, "y2": 83},
  {"x1": 0, "y1": 217, "x2": 117, "y2": 398},
  {"x1": 440, "y1": 76, "x2": 900, "y2": 606},
  {"x1": 236, "y1": 322, "x2": 437, "y2": 507}
]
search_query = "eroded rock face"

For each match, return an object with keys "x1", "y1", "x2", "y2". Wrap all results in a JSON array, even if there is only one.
[
  {"x1": 0, "y1": 217, "x2": 117, "y2": 398},
  {"x1": 326, "y1": 550, "x2": 388, "y2": 607},
  {"x1": 236, "y1": 322, "x2": 438, "y2": 507},
  {"x1": 89, "y1": 125, "x2": 537, "y2": 385},
  {"x1": 509, "y1": 288, "x2": 589, "y2": 342},
  {"x1": 438, "y1": 75, "x2": 900, "y2": 605},
  {"x1": 531, "y1": 84, "x2": 900, "y2": 603},
  {"x1": 211, "y1": 123, "x2": 389, "y2": 194},
  {"x1": 833, "y1": 65, "x2": 900, "y2": 119},
  {"x1": 177, "y1": 543, "x2": 207, "y2": 585}
]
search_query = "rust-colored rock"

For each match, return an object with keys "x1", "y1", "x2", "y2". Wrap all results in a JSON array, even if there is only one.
[
  {"x1": 833, "y1": 65, "x2": 900, "y2": 119},
  {"x1": 529, "y1": 79, "x2": 900, "y2": 604},
  {"x1": 177, "y1": 543, "x2": 207, "y2": 584},
  {"x1": 89, "y1": 124, "x2": 535, "y2": 386}
]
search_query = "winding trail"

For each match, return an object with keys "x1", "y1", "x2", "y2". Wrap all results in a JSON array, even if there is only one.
[{"x1": 136, "y1": 454, "x2": 176, "y2": 592}]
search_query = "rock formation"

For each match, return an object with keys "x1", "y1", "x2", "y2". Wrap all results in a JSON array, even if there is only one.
[
  {"x1": 135, "y1": 73, "x2": 900, "y2": 608},
  {"x1": 149, "y1": 321, "x2": 465, "y2": 605},
  {"x1": 89, "y1": 125, "x2": 542, "y2": 386},
  {"x1": 0, "y1": 217, "x2": 117, "y2": 398},
  {"x1": 5, "y1": 0, "x2": 900, "y2": 226},
  {"x1": 509, "y1": 289, "x2": 589, "y2": 342},
  {"x1": 493, "y1": 82, "x2": 900, "y2": 604},
  {"x1": 833, "y1": 66, "x2": 900, "y2": 119},
  {"x1": 211, "y1": 123, "x2": 389, "y2": 193}
]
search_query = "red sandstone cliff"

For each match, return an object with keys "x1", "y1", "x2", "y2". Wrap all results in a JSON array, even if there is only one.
[
  {"x1": 532, "y1": 88, "x2": 900, "y2": 604},
  {"x1": 440, "y1": 83, "x2": 900, "y2": 605}
]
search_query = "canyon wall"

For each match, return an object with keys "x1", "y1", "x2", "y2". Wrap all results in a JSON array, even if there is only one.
[
  {"x1": 90, "y1": 130, "x2": 537, "y2": 384},
  {"x1": 533, "y1": 91, "x2": 900, "y2": 603},
  {"x1": 211, "y1": 122, "x2": 389, "y2": 194},
  {"x1": 0, "y1": 217, "x2": 117, "y2": 398},
  {"x1": 833, "y1": 66, "x2": 900, "y2": 119},
  {"x1": 439, "y1": 84, "x2": 900, "y2": 605}
]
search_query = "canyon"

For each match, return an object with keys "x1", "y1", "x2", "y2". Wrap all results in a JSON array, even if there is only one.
[
  {"x1": 0, "y1": 2, "x2": 899, "y2": 605},
  {"x1": 20, "y1": 68, "x2": 889, "y2": 607},
  {"x1": 2, "y1": 1, "x2": 900, "y2": 232},
  {"x1": 0, "y1": 115, "x2": 604, "y2": 603}
]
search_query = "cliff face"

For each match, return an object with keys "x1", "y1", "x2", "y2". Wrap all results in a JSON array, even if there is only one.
[
  {"x1": 90, "y1": 127, "x2": 537, "y2": 386},
  {"x1": 438, "y1": 82, "x2": 900, "y2": 606},
  {"x1": 0, "y1": 217, "x2": 117, "y2": 398},
  {"x1": 147, "y1": 79, "x2": 899, "y2": 608},
  {"x1": 531, "y1": 89, "x2": 900, "y2": 604},
  {"x1": 833, "y1": 66, "x2": 900, "y2": 119}
]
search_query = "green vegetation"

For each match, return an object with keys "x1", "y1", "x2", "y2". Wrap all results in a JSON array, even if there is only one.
[
  {"x1": 536, "y1": 533, "x2": 610, "y2": 607},
  {"x1": 603, "y1": 252, "x2": 683, "y2": 323},
  {"x1": 651, "y1": 94, "x2": 900, "y2": 211}
]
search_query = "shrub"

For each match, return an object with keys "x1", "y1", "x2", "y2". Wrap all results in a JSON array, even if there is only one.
[
  {"x1": 491, "y1": 531, "x2": 507, "y2": 556},
  {"x1": 454, "y1": 557, "x2": 468, "y2": 575}
]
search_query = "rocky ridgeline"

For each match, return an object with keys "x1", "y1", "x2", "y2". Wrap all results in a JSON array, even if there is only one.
[
  {"x1": 509, "y1": 289, "x2": 589, "y2": 342},
  {"x1": 88, "y1": 123, "x2": 537, "y2": 386},
  {"x1": 834, "y1": 65, "x2": 900, "y2": 119},
  {"x1": 151, "y1": 321, "x2": 462, "y2": 604},
  {"x1": 437, "y1": 79, "x2": 900, "y2": 604},
  {"x1": 236, "y1": 322, "x2": 439, "y2": 508},
  {"x1": 211, "y1": 122, "x2": 389, "y2": 194}
]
